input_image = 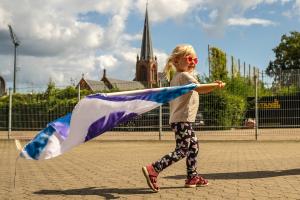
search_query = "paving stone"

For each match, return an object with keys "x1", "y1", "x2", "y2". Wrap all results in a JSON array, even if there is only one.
[{"x1": 1, "y1": 139, "x2": 300, "y2": 199}]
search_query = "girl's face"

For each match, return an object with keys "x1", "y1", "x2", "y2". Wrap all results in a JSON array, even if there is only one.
[{"x1": 174, "y1": 53, "x2": 198, "y2": 72}]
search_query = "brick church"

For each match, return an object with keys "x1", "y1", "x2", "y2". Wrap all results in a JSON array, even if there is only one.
[{"x1": 78, "y1": 6, "x2": 159, "y2": 92}]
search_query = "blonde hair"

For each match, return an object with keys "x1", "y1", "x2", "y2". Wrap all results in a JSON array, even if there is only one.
[{"x1": 163, "y1": 44, "x2": 197, "y2": 82}]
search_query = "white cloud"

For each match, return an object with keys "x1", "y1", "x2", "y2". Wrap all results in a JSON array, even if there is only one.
[
  {"x1": 154, "y1": 50, "x2": 169, "y2": 72},
  {"x1": 227, "y1": 18, "x2": 276, "y2": 26},
  {"x1": 136, "y1": 0, "x2": 282, "y2": 35},
  {"x1": 193, "y1": 0, "x2": 284, "y2": 35},
  {"x1": 280, "y1": 0, "x2": 300, "y2": 18},
  {"x1": 97, "y1": 55, "x2": 118, "y2": 70},
  {"x1": 120, "y1": 50, "x2": 139, "y2": 64},
  {"x1": 0, "y1": 7, "x2": 11, "y2": 29},
  {"x1": 209, "y1": 9, "x2": 219, "y2": 21},
  {"x1": 135, "y1": 0, "x2": 197, "y2": 23},
  {"x1": 0, "y1": 0, "x2": 135, "y2": 88},
  {"x1": 122, "y1": 33, "x2": 142, "y2": 41},
  {"x1": 294, "y1": 0, "x2": 300, "y2": 13}
]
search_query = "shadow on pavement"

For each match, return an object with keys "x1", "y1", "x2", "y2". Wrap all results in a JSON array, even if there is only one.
[
  {"x1": 34, "y1": 186, "x2": 189, "y2": 199},
  {"x1": 34, "y1": 187, "x2": 155, "y2": 199},
  {"x1": 164, "y1": 168, "x2": 300, "y2": 180}
]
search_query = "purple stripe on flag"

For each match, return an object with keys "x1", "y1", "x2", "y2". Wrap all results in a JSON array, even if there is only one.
[
  {"x1": 49, "y1": 113, "x2": 71, "y2": 140},
  {"x1": 85, "y1": 111, "x2": 138, "y2": 142},
  {"x1": 50, "y1": 121, "x2": 70, "y2": 140}
]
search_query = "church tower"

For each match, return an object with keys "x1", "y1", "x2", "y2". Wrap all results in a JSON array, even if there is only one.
[{"x1": 135, "y1": 5, "x2": 158, "y2": 88}]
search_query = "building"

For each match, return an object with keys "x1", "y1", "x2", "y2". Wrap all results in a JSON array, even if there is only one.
[
  {"x1": 77, "y1": 70, "x2": 145, "y2": 92},
  {"x1": 135, "y1": 6, "x2": 158, "y2": 88},
  {"x1": 77, "y1": 5, "x2": 158, "y2": 92},
  {"x1": 0, "y1": 76, "x2": 6, "y2": 96},
  {"x1": 77, "y1": 76, "x2": 108, "y2": 92}
]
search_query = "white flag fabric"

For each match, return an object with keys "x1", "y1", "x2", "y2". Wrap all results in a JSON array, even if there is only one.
[{"x1": 19, "y1": 83, "x2": 198, "y2": 160}]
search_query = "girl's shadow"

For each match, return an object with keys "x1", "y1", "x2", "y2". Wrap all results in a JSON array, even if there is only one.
[
  {"x1": 34, "y1": 187, "x2": 152, "y2": 199},
  {"x1": 164, "y1": 168, "x2": 300, "y2": 180},
  {"x1": 34, "y1": 169, "x2": 300, "y2": 199}
]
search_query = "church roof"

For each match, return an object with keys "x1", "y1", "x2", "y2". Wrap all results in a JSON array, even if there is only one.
[
  {"x1": 84, "y1": 79, "x2": 108, "y2": 91},
  {"x1": 78, "y1": 75, "x2": 145, "y2": 92},
  {"x1": 104, "y1": 77, "x2": 146, "y2": 91}
]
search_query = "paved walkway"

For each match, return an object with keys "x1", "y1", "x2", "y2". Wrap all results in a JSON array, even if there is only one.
[{"x1": 1, "y1": 139, "x2": 300, "y2": 199}]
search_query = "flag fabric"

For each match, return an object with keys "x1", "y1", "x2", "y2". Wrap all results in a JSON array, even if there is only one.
[{"x1": 19, "y1": 83, "x2": 198, "y2": 160}]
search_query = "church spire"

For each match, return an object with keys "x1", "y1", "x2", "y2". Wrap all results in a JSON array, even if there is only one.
[
  {"x1": 135, "y1": 1, "x2": 158, "y2": 88},
  {"x1": 140, "y1": 4, "x2": 153, "y2": 60}
]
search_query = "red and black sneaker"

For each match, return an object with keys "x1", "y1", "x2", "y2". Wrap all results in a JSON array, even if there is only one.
[
  {"x1": 185, "y1": 175, "x2": 209, "y2": 188},
  {"x1": 142, "y1": 165, "x2": 159, "y2": 192}
]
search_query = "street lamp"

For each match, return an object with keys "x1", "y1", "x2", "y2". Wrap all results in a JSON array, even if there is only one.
[{"x1": 8, "y1": 24, "x2": 20, "y2": 93}]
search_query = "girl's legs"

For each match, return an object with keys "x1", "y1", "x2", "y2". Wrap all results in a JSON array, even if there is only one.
[
  {"x1": 186, "y1": 127, "x2": 199, "y2": 178},
  {"x1": 152, "y1": 122, "x2": 199, "y2": 178}
]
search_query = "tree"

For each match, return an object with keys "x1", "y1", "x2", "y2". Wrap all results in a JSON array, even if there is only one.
[
  {"x1": 45, "y1": 78, "x2": 56, "y2": 99},
  {"x1": 209, "y1": 47, "x2": 228, "y2": 82},
  {"x1": 266, "y1": 31, "x2": 300, "y2": 87}
]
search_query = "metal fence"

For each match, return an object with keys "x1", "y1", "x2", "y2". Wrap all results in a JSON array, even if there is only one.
[{"x1": 0, "y1": 71, "x2": 300, "y2": 140}]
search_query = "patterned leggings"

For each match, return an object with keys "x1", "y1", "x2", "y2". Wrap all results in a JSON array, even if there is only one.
[{"x1": 152, "y1": 122, "x2": 199, "y2": 178}]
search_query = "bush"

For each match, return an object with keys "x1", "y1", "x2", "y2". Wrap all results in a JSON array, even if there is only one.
[{"x1": 201, "y1": 90, "x2": 246, "y2": 129}]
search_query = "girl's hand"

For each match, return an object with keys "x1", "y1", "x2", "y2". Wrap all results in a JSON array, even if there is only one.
[{"x1": 214, "y1": 80, "x2": 225, "y2": 88}]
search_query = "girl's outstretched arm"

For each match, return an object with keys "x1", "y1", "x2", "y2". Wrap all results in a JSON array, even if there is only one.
[{"x1": 194, "y1": 81, "x2": 225, "y2": 94}]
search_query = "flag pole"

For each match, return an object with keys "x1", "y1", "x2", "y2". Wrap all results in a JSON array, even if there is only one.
[{"x1": 105, "y1": 83, "x2": 223, "y2": 96}]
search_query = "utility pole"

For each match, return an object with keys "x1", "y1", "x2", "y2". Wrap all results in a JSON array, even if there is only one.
[
  {"x1": 8, "y1": 25, "x2": 20, "y2": 93},
  {"x1": 208, "y1": 44, "x2": 211, "y2": 78}
]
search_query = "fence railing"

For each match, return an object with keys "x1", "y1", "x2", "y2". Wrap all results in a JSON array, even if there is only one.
[{"x1": 1, "y1": 72, "x2": 300, "y2": 140}]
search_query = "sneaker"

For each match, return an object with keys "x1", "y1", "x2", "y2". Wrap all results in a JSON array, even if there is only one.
[
  {"x1": 185, "y1": 175, "x2": 209, "y2": 188},
  {"x1": 142, "y1": 165, "x2": 159, "y2": 192}
]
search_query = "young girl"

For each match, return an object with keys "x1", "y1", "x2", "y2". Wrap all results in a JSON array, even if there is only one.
[{"x1": 142, "y1": 44, "x2": 224, "y2": 192}]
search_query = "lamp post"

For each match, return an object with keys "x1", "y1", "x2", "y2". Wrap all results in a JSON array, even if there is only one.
[{"x1": 8, "y1": 25, "x2": 20, "y2": 93}]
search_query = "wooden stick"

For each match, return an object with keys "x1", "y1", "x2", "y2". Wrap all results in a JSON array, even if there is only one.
[{"x1": 105, "y1": 83, "x2": 225, "y2": 96}]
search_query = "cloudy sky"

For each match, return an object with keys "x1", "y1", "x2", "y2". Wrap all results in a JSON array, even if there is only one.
[{"x1": 0, "y1": 0, "x2": 300, "y2": 90}]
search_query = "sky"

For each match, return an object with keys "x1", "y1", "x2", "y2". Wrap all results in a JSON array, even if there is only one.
[{"x1": 0, "y1": 0, "x2": 300, "y2": 91}]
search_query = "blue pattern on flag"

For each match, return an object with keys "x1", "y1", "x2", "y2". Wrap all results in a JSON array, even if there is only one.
[
  {"x1": 23, "y1": 126, "x2": 56, "y2": 160},
  {"x1": 19, "y1": 83, "x2": 198, "y2": 160}
]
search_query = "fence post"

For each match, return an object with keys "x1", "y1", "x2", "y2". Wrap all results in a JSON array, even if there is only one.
[
  {"x1": 231, "y1": 56, "x2": 234, "y2": 78},
  {"x1": 248, "y1": 64, "x2": 251, "y2": 83},
  {"x1": 244, "y1": 62, "x2": 246, "y2": 78},
  {"x1": 78, "y1": 84, "x2": 81, "y2": 101},
  {"x1": 159, "y1": 81, "x2": 162, "y2": 141},
  {"x1": 254, "y1": 72, "x2": 259, "y2": 141},
  {"x1": 8, "y1": 88, "x2": 12, "y2": 139}
]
